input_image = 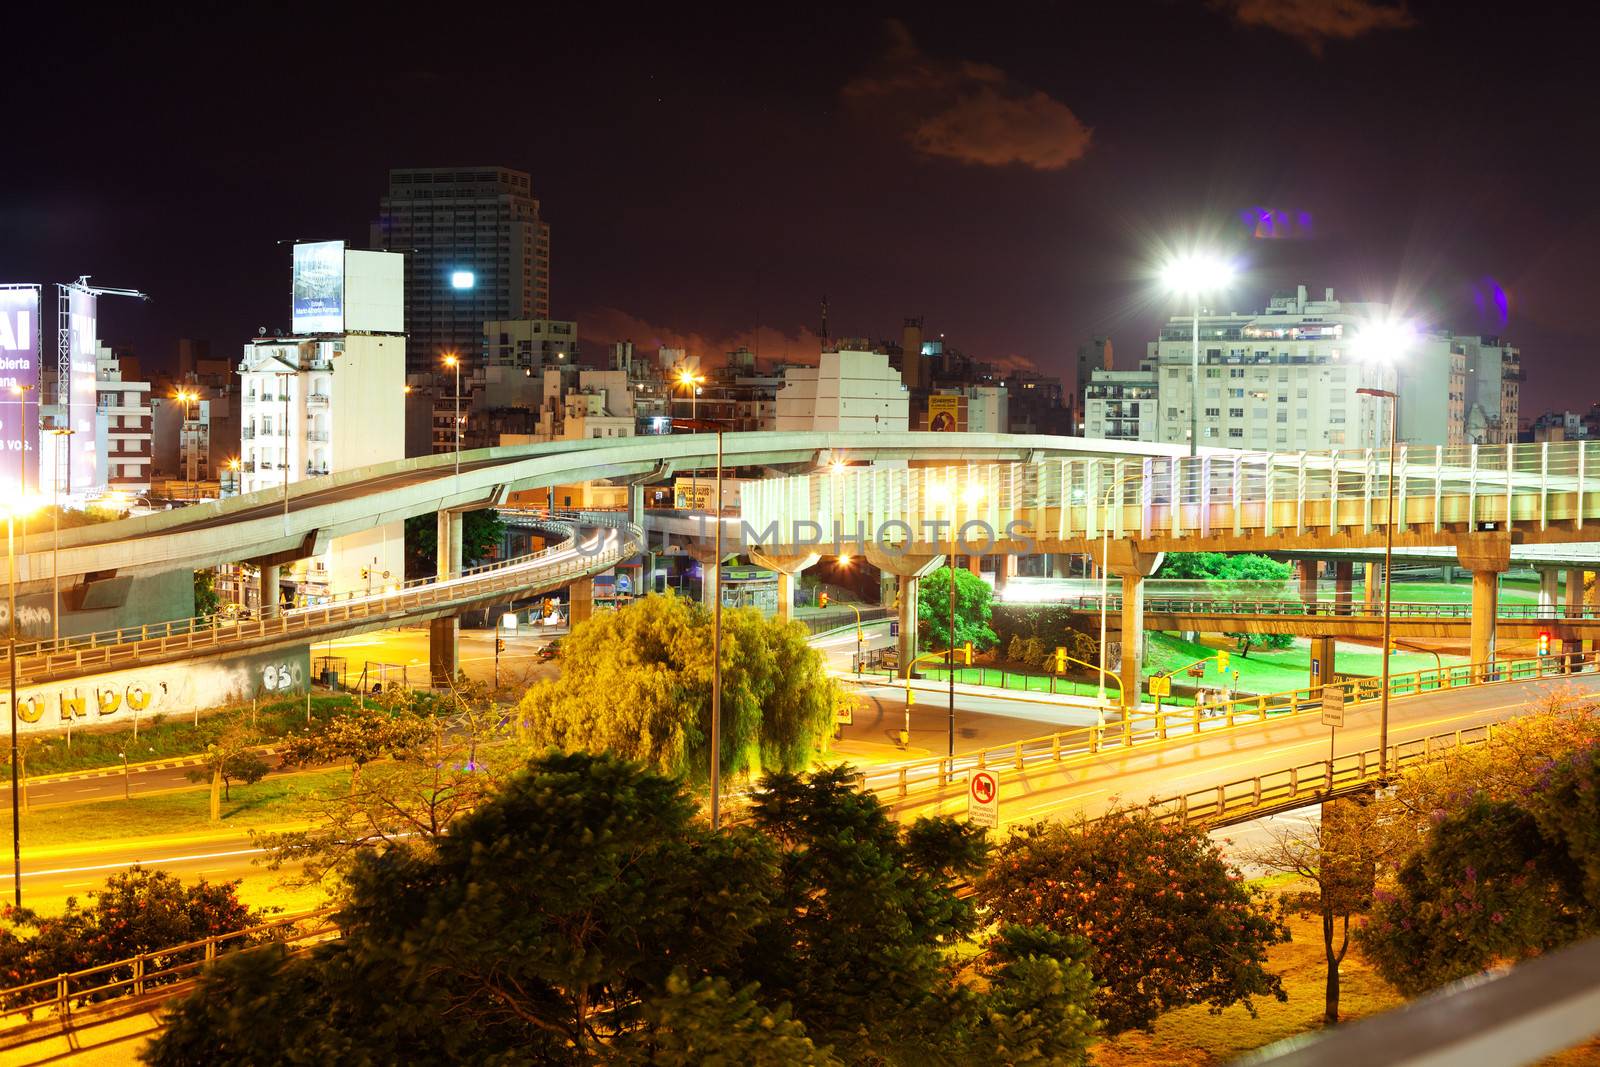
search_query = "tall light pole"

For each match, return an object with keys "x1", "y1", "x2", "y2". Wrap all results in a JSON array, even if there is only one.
[
  {"x1": 1355, "y1": 319, "x2": 1412, "y2": 781},
  {"x1": 1160, "y1": 253, "x2": 1236, "y2": 458},
  {"x1": 930, "y1": 474, "x2": 983, "y2": 759},
  {"x1": 7, "y1": 497, "x2": 38, "y2": 906},
  {"x1": 676, "y1": 368, "x2": 706, "y2": 512},
  {"x1": 710, "y1": 429, "x2": 724, "y2": 828},
  {"x1": 48, "y1": 427, "x2": 74, "y2": 644},
  {"x1": 174, "y1": 388, "x2": 199, "y2": 501},
  {"x1": 443, "y1": 353, "x2": 461, "y2": 476}
]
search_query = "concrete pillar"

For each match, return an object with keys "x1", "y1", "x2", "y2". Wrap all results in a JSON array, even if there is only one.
[
  {"x1": 1539, "y1": 568, "x2": 1560, "y2": 615},
  {"x1": 1297, "y1": 559, "x2": 1320, "y2": 612},
  {"x1": 863, "y1": 546, "x2": 942, "y2": 679},
  {"x1": 429, "y1": 616, "x2": 458, "y2": 687},
  {"x1": 995, "y1": 555, "x2": 1018, "y2": 596},
  {"x1": 437, "y1": 510, "x2": 463, "y2": 578},
  {"x1": 967, "y1": 555, "x2": 982, "y2": 577},
  {"x1": 1092, "y1": 540, "x2": 1164, "y2": 708},
  {"x1": 1363, "y1": 562, "x2": 1378, "y2": 612},
  {"x1": 1333, "y1": 561, "x2": 1354, "y2": 616},
  {"x1": 1310, "y1": 635, "x2": 1337, "y2": 688},
  {"x1": 570, "y1": 577, "x2": 594, "y2": 626},
  {"x1": 748, "y1": 549, "x2": 820, "y2": 625},
  {"x1": 628, "y1": 483, "x2": 644, "y2": 529},
  {"x1": 1566, "y1": 568, "x2": 1584, "y2": 616},
  {"x1": 1458, "y1": 535, "x2": 1511, "y2": 680},
  {"x1": 1586, "y1": 572, "x2": 1600, "y2": 653},
  {"x1": 259, "y1": 562, "x2": 280, "y2": 617}
]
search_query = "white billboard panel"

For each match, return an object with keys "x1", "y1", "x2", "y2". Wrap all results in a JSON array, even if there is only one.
[
  {"x1": 67, "y1": 288, "x2": 99, "y2": 495},
  {"x1": 291, "y1": 241, "x2": 346, "y2": 333},
  {"x1": 342, "y1": 249, "x2": 404, "y2": 333},
  {"x1": 0, "y1": 286, "x2": 41, "y2": 492}
]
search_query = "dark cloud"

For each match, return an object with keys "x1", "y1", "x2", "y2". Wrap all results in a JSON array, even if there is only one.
[
  {"x1": 1216, "y1": 0, "x2": 1416, "y2": 52},
  {"x1": 843, "y1": 21, "x2": 1092, "y2": 171},
  {"x1": 578, "y1": 306, "x2": 824, "y2": 367}
]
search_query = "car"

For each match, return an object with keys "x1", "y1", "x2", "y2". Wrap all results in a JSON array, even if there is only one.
[{"x1": 537, "y1": 639, "x2": 562, "y2": 662}]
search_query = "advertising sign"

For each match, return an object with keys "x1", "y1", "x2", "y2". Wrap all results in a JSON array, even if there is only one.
[
  {"x1": 968, "y1": 770, "x2": 999, "y2": 828},
  {"x1": 0, "y1": 286, "x2": 40, "y2": 492},
  {"x1": 927, "y1": 395, "x2": 960, "y2": 432},
  {"x1": 291, "y1": 241, "x2": 346, "y2": 333},
  {"x1": 674, "y1": 479, "x2": 715, "y2": 511},
  {"x1": 67, "y1": 287, "x2": 99, "y2": 495}
]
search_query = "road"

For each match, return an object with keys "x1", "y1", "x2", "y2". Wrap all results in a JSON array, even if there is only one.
[{"x1": 315, "y1": 624, "x2": 564, "y2": 691}]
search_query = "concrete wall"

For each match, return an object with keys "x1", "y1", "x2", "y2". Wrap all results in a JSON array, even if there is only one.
[
  {"x1": 2, "y1": 568, "x2": 194, "y2": 641},
  {"x1": 2, "y1": 642, "x2": 310, "y2": 737}
]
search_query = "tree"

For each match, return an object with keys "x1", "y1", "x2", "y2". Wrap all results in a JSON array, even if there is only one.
[
  {"x1": 516, "y1": 594, "x2": 837, "y2": 783},
  {"x1": 154, "y1": 752, "x2": 784, "y2": 1063},
  {"x1": 184, "y1": 718, "x2": 268, "y2": 821},
  {"x1": 192, "y1": 569, "x2": 220, "y2": 618},
  {"x1": 613, "y1": 971, "x2": 839, "y2": 1066},
  {"x1": 402, "y1": 508, "x2": 507, "y2": 580},
  {"x1": 1157, "y1": 552, "x2": 1295, "y2": 656},
  {"x1": 1245, "y1": 797, "x2": 1387, "y2": 1024},
  {"x1": 977, "y1": 808, "x2": 1288, "y2": 1034},
  {"x1": 917, "y1": 566, "x2": 998, "y2": 652},
  {"x1": 276, "y1": 707, "x2": 434, "y2": 791},
  {"x1": 0, "y1": 867, "x2": 263, "y2": 999}
]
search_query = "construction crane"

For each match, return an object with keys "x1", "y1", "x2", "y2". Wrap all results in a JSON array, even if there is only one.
[{"x1": 55, "y1": 276, "x2": 150, "y2": 493}]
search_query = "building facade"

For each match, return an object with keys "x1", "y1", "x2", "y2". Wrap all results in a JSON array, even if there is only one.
[
  {"x1": 94, "y1": 345, "x2": 152, "y2": 494},
  {"x1": 1457, "y1": 336, "x2": 1522, "y2": 444},
  {"x1": 371, "y1": 167, "x2": 551, "y2": 376},
  {"x1": 1081, "y1": 369, "x2": 1159, "y2": 441},
  {"x1": 776, "y1": 350, "x2": 908, "y2": 432}
]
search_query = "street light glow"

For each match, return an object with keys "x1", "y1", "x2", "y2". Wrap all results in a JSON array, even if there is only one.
[
  {"x1": 1160, "y1": 252, "x2": 1235, "y2": 296},
  {"x1": 450, "y1": 270, "x2": 475, "y2": 290},
  {"x1": 1353, "y1": 319, "x2": 1416, "y2": 364},
  {"x1": 442, "y1": 353, "x2": 458, "y2": 368}
]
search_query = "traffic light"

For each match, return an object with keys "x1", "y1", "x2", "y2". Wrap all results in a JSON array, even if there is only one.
[
  {"x1": 1216, "y1": 649, "x2": 1230, "y2": 673},
  {"x1": 819, "y1": 591, "x2": 830, "y2": 608},
  {"x1": 541, "y1": 598, "x2": 555, "y2": 618},
  {"x1": 1538, "y1": 631, "x2": 1551, "y2": 656},
  {"x1": 1054, "y1": 646, "x2": 1067, "y2": 674}
]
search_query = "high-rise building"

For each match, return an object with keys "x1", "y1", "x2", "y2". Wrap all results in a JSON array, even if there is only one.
[
  {"x1": 1457, "y1": 336, "x2": 1522, "y2": 444},
  {"x1": 370, "y1": 167, "x2": 551, "y2": 375},
  {"x1": 1074, "y1": 335, "x2": 1112, "y2": 432},
  {"x1": 94, "y1": 345, "x2": 152, "y2": 494}
]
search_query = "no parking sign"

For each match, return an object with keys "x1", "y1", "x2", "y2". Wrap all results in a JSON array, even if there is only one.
[{"x1": 968, "y1": 770, "x2": 999, "y2": 828}]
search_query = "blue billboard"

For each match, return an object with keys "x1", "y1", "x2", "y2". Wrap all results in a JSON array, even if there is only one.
[{"x1": 292, "y1": 241, "x2": 345, "y2": 333}]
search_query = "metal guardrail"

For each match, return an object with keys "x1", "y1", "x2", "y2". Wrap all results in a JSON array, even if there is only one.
[
  {"x1": 0, "y1": 908, "x2": 338, "y2": 1047},
  {"x1": 1067, "y1": 594, "x2": 1600, "y2": 622},
  {"x1": 6, "y1": 513, "x2": 641, "y2": 689},
  {"x1": 858, "y1": 650, "x2": 1596, "y2": 807}
]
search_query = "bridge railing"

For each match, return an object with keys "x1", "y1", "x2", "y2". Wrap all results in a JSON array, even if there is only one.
[
  {"x1": 1062, "y1": 595, "x2": 1600, "y2": 621},
  {"x1": 0, "y1": 908, "x2": 338, "y2": 1043},
  {"x1": 858, "y1": 649, "x2": 1595, "y2": 807},
  {"x1": 9, "y1": 516, "x2": 641, "y2": 685}
]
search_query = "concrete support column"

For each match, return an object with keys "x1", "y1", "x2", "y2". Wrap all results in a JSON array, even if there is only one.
[
  {"x1": 1091, "y1": 540, "x2": 1164, "y2": 709},
  {"x1": 628, "y1": 483, "x2": 644, "y2": 529},
  {"x1": 1538, "y1": 568, "x2": 1560, "y2": 615},
  {"x1": 1363, "y1": 562, "x2": 1378, "y2": 612},
  {"x1": 437, "y1": 510, "x2": 463, "y2": 578},
  {"x1": 862, "y1": 547, "x2": 942, "y2": 680},
  {"x1": 1458, "y1": 535, "x2": 1511, "y2": 680},
  {"x1": 1310, "y1": 635, "x2": 1337, "y2": 688},
  {"x1": 967, "y1": 555, "x2": 982, "y2": 577},
  {"x1": 259, "y1": 562, "x2": 280, "y2": 618},
  {"x1": 1333, "y1": 561, "x2": 1354, "y2": 616},
  {"x1": 1587, "y1": 572, "x2": 1600, "y2": 653},
  {"x1": 1566, "y1": 568, "x2": 1584, "y2": 616},
  {"x1": 996, "y1": 555, "x2": 1018, "y2": 596},
  {"x1": 1297, "y1": 559, "x2": 1320, "y2": 611},
  {"x1": 569, "y1": 577, "x2": 594, "y2": 626},
  {"x1": 429, "y1": 616, "x2": 458, "y2": 687},
  {"x1": 749, "y1": 549, "x2": 820, "y2": 625}
]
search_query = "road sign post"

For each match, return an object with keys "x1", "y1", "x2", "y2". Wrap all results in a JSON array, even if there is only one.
[
  {"x1": 968, "y1": 769, "x2": 999, "y2": 829},
  {"x1": 1321, "y1": 684, "x2": 1346, "y2": 770}
]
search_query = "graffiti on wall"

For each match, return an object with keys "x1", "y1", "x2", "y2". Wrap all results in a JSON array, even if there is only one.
[{"x1": 0, "y1": 648, "x2": 311, "y2": 736}]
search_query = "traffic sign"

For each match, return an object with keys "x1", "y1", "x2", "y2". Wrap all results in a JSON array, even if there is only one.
[
  {"x1": 835, "y1": 699, "x2": 854, "y2": 725},
  {"x1": 1149, "y1": 674, "x2": 1171, "y2": 697},
  {"x1": 889, "y1": 620, "x2": 900, "y2": 637},
  {"x1": 968, "y1": 770, "x2": 999, "y2": 828},
  {"x1": 1321, "y1": 686, "x2": 1346, "y2": 728}
]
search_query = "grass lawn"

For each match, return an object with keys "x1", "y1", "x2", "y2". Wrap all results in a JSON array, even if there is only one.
[
  {"x1": 3, "y1": 767, "x2": 351, "y2": 850},
  {"x1": 1146, "y1": 633, "x2": 1466, "y2": 696}
]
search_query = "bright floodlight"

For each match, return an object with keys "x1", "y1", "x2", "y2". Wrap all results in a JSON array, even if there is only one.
[
  {"x1": 442, "y1": 353, "x2": 459, "y2": 368},
  {"x1": 450, "y1": 270, "x2": 475, "y2": 290},
  {"x1": 830, "y1": 459, "x2": 848, "y2": 474},
  {"x1": 1160, "y1": 253, "x2": 1235, "y2": 295},
  {"x1": 1353, "y1": 319, "x2": 1415, "y2": 364}
]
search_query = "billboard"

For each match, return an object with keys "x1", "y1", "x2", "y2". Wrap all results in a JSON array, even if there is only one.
[
  {"x1": 67, "y1": 287, "x2": 99, "y2": 495},
  {"x1": 291, "y1": 241, "x2": 346, "y2": 333},
  {"x1": 0, "y1": 286, "x2": 41, "y2": 492},
  {"x1": 927, "y1": 395, "x2": 960, "y2": 432}
]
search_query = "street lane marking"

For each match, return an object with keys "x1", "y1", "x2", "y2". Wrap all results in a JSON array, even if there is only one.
[{"x1": 0, "y1": 847, "x2": 266, "y2": 883}]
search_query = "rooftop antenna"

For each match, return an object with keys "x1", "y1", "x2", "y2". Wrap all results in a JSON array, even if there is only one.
[{"x1": 820, "y1": 295, "x2": 829, "y2": 350}]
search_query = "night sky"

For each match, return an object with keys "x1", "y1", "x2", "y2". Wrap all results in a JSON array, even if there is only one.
[{"x1": 4, "y1": 1, "x2": 1597, "y2": 413}]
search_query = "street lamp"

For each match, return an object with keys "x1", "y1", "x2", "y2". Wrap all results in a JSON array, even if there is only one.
[
  {"x1": 930, "y1": 474, "x2": 983, "y2": 759},
  {"x1": 443, "y1": 353, "x2": 462, "y2": 476},
  {"x1": 6, "y1": 494, "x2": 41, "y2": 906},
  {"x1": 1355, "y1": 319, "x2": 1412, "y2": 781},
  {"x1": 676, "y1": 368, "x2": 705, "y2": 429},
  {"x1": 1160, "y1": 252, "x2": 1236, "y2": 458},
  {"x1": 48, "y1": 426, "x2": 75, "y2": 643}
]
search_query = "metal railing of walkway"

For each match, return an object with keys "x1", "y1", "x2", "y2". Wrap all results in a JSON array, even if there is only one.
[
  {"x1": 743, "y1": 439, "x2": 1600, "y2": 554},
  {"x1": 857, "y1": 649, "x2": 1596, "y2": 809},
  {"x1": 4, "y1": 514, "x2": 640, "y2": 691},
  {"x1": 1063, "y1": 593, "x2": 1600, "y2": 621}
]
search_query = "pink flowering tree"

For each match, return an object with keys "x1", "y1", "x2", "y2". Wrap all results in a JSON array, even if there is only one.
[{"x1": 976, "y1": 807, "x2": 1288, "y2": 1033}]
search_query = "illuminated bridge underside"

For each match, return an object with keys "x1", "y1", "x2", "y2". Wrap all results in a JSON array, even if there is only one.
[{"x1": 743, "y1": 441, "x2": 1600, "y2": 556}]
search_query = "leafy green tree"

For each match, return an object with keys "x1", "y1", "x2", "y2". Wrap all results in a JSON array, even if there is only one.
[
  {"x1": 977, "y1": 808, "x2": 1288, "y2": 1034},
  {"x1": 1157, "y1": 552, "x2": 1294, "y2": 655},
  {"x1": 184, "y1": 718, "x2": 268, "y2": 821},
  {"x1": 0, "y1": 867, "x2": 263, "y2": 998},
  {"x1": 1355, "y1": 794, "x2": 1589, "y2": 996},
  {"x1": 516, "y1": 594, "x2": 836, "y2": 783},
  {"x1": 192, "y1": 569, "x2": 220, "y2": 618},
  {"x1": 154, "y1": 752, "x2": 783, "y2": 1063},
  {"x1": 276, "y1": 708, "x2": 433, "y2": 790},
  {"x1": 1528, "y1": 739, "x2": 1600, "y2": 906},
  {"x1": 402, "y1": 508, "x2": 507, "y2": 580},
  {"x1": 614, "y1": 970, "x2": 838, "y2": 1066},
  {"x1": 917, "y1": 566, "x2": 998, "y2": 652}
]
